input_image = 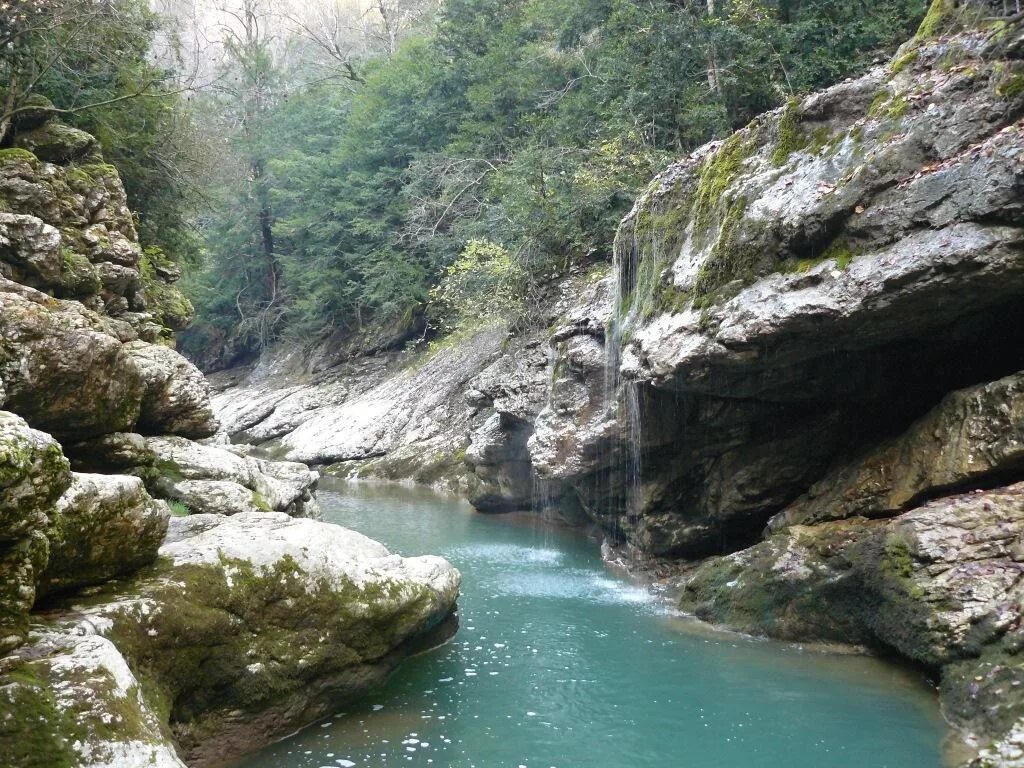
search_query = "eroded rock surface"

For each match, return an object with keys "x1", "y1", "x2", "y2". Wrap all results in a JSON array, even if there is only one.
[{"x1": 530, "y1": 19, "x2": 1024, "y2": 557}]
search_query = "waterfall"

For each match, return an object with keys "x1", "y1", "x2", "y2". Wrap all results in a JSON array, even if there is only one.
[{"x1": 607, "y1": 223, "x2": 645, "y2": 564}]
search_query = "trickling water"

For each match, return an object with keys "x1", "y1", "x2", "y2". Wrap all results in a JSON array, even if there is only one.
[{"x1": 236, "y1": 481, "x2": 944, "y2": 768}]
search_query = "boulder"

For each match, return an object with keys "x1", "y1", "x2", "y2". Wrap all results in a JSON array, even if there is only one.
[
  {"x1": 155, "y1": 478, "x2": 267, "y2": 517},
  {"x1": 38, "y1": 473, "x2": 170, "y2": 598},
  {"x1": 42, "y1": 511, "x2": 460, "y2": 766},
  {"x1": 125, "y1": 342, "x2": 218, "y2": 438},
  {"x1": 13, "y1": 121, "x2": 100, "y2": 164},
  {"x1": 0, "y1": 632, "x2": 188, "y2": 768},
  {"x1": 0, "y1": 212, "x2": 62, "y2": 289},
  {"x1": 0, "y1": 411, "x2": 70, "y2": 654},
  {"x1": 0, "y1": 277, "x2": 146, "y2": 441},
  {"x1": 143, "y1": 436, "x2": 318, "y2": 517}
]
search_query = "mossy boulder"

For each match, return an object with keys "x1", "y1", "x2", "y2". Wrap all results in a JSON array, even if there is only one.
[
  {"x1": 38, "y1": 473, "x2": 170, "y2": 598},
  {"x1": 0, "y1": 632, "x2": 187, "y2": 768},
  {"x1": 13, "y1": 121, "x2": 100, "y2": 165},
  {"x1": 40, "y1": 511, "x2": 460, "y2": 766},
  {"x1": 0, "y1": 277, "x2": 146, "y2": 441},
  {"x1": 123, "y1": 342, "x2": 218, "y2": 439},
  {"x1": 141, "y1": 436, "x2": 319, "y2": 517},
  {"x1": 9, "y1": 95, "x2": 57, "y2": 130}
]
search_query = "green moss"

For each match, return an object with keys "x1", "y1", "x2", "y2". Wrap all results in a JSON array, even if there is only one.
[
  {"x1": 889, "y1": 49, "x2": 919, "y2": 77},
  {"x1": 0, "y1": 147, "x2": 38, "y2": 164},
  {"x1": 251, "y1": 491, "x2": 272, "y2": 511},
  {"x1": 882, "y1": 534, "x2": 914, "y2": 578},
  {"x1": 996, "y1": 72, "x2": 1024, "y2": 100},
  {"x1": 0, "y1": 666, "x2": 76, "y2": 768},
  {"x1": 692, "y1": 132, "x2": 752, "y2": 234},
  {"x1": 915, "y1": 0, "x2": 955, "y2": 39},
  {"x1": 691, "y1": 196, "x2": 761, "y2": 301},
  {"x1": 868, "y1": 91, "x2": 910, "y2": 121},
  {"x1": 770, "y1": 98, "x2": 806, "y2": 167}
]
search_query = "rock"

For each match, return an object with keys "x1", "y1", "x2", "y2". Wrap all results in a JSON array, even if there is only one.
[
  {"x1": 124, "y1": 341, "x2": 218, "y2": 438},
  {"x1": 0, "y1": 411, "x2": 70, "y2": 653},
  {"x1": 38, "y1": 473, "x2": 170, "y2": 598},
  {"x1": 143, "y1": 436, "x2": 319, "y2": 517},
  {"x1": 0, "y1": 277, "x2": 146, "y2": 440},
  {"x1": 678, "y1": 483, "x2": 1024, "y2": 765},
  {"x1": 0, "y1": 212, "x2": 62, "y2": 289},
  {"x1": 530, "y1": 22, "x2": 1024, "y2": 557},
  {"x1": 772, "y1": 371, "x2": 1024, "y2": 530},
  {"x1": 155, "y1": 478, "x2": 267, "y2": 517},
  {"x1": 0, "y1": 631, "x2": 188, "y2": 768},
  {"x1": 65, "y1": 432, "x2": 156, "y2": 473},
  {"x1": 13, "y1": 121, "x2": 99, "y2": 164},
  {"x1": 46, "y1": 511, "x2": 460, "y2": 766}
]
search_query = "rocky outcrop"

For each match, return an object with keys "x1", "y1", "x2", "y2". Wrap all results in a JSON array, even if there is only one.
[
  {"x1": 771, "y1": 371, "x2": 1024, "y2": 530},
  {"x1": 208, "y1": 269, "x2": 604, "y2": 510},
  {"x1": 530, "y1": 15, "x2": 1024, "y2": 557},
  {"x1": 0, "y1": 511, "x2": 460, "y2": 768},
  {"x1": 0, "y1": 107, "x2": 461, "y2": 768},
  {"x1": 679, "y1": 483, "x2": 1024, "y2": 761}
]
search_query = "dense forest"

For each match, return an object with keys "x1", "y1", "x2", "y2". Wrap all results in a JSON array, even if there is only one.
[{"x1": 3, "y1": 0, "x2": 927, "y2": 366}]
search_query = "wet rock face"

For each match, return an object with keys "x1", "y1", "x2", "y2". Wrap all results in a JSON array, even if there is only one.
[{"x1": 531, "y1": 21, "x2": 1024, "y2": 557}]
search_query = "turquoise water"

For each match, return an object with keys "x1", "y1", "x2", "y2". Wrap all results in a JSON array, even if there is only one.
[{"x1": 240, "y1": 481, "x2": 944, "y2": 768}]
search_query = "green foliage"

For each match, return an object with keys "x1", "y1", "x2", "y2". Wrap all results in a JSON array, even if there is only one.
[
  {"x1": 429, "y1": 240, "x2": 526, "y2": 333},
  {"x1": 185, "y1": 0, "x2": 927, "y2": 361}
]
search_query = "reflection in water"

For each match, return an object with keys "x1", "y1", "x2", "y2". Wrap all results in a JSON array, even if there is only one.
[{"x1": 238, "y1": 480, "x2": 943, "y2": 768}]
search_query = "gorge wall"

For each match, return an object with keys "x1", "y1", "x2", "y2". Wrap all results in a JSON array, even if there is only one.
[
  {"x1": 0, "y1": 106, "x2": 460, "y2": 767},
  {"x1": 211, "y1": 5, "x2": 1024, "y2": 765}
]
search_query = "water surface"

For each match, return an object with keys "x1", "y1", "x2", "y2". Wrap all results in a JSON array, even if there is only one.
[{"x1": 240, "y1": 481, "x2": 944, "y2": 768}]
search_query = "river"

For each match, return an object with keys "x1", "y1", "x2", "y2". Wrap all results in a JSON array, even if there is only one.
[{"x1": 238, "y1": 480, "x2": 944, "y2": 768}]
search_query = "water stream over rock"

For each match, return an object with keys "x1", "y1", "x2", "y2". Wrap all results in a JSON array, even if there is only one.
[{"x1": 238, "y1": 481, "x2": 944, "y2": 768}]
